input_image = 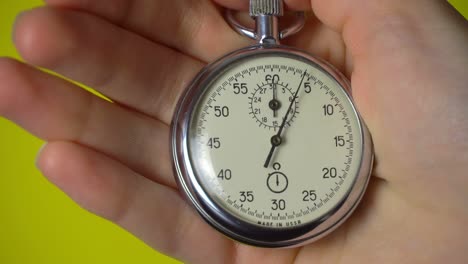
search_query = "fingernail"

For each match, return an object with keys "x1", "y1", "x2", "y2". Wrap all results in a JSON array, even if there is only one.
[
  {"x1": 12, "y1": 11, "x2": 27, "y2": 46},
  {"x1": 13, "y1": 10, "x2": 28, "y2": 30},
  {"x1": 35, "y1": 142, "x2": 47, "y2": 169}
]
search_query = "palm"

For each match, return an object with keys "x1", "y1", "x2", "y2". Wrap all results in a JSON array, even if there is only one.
[{"x1": 1, "y1": 0, "x2": 466, "y2": 263}]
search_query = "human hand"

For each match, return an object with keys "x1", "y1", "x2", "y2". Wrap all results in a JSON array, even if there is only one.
[{"x1": 1, "y1": 0, "x2": 467, "y2": 263}]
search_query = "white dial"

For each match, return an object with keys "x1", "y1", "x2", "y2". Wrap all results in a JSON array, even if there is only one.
[{"x1": 186, "y1": 53, "x2": 364, "y2": 229}]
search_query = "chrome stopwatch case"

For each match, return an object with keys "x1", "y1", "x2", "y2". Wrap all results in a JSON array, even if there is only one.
[{"x1": 171, "y1": 0, "x2": 373, "y2": 248}]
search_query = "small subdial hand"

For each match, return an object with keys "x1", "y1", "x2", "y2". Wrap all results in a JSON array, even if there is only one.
[
  {"x1": 250, "y1": 84, "x2": 297, "y2": 129},
  {"x1": 269, "y1": 82, "x2": 280, "y2": 118},
  {"x1": 264, "y1": 71, "x2": 308, "y2": 168}
]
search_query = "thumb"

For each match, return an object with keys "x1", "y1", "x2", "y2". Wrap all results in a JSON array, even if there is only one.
[{"x1": 213, "y1": 0, "x2": 467, "y2": 57}]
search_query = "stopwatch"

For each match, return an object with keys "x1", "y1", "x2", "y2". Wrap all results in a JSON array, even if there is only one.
[{"x1": 171, "y1": 0, "x2": 373, "y2": 248}]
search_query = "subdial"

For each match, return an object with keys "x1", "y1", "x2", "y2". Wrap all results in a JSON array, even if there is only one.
[
  {"x1": 267, "y1": 171, "x2": 289, "y2": 194},
  {"x1": 249, "y1": 83, "x2": 299, "y2": 130}
]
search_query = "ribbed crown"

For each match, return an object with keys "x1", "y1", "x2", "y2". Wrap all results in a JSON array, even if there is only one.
[{"x1": 250, "y1": 0, "x2": 284, "y2": 17}]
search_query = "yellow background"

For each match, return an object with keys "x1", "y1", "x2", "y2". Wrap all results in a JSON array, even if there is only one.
[{"x1": 0, "y1": 1, "x2": 466, "y2": 263}]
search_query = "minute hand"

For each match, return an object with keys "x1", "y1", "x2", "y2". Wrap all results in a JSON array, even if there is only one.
[{"x1": 263, "y1": 70, "x2": 308, "y2": 168}]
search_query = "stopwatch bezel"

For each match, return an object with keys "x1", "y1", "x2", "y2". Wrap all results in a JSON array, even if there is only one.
[{"x1": 171, "y1": 44, "x2": 374, "y2": 248}]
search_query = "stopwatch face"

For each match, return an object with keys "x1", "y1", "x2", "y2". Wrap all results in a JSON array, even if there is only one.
[{"x1": 172, "y1": 46, "x2": 372, "y2": 247}]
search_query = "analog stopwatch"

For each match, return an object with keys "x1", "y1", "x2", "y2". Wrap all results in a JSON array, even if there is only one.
[{"x1": 171, "y1": 0, "x2": 373, "y2": 248}]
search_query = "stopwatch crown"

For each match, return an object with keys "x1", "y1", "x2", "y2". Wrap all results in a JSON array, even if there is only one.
[{"x1": 250, "y1": 0, "x2": 284, "y2": 17}]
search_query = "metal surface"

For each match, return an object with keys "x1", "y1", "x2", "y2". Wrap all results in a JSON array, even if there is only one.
[
  {"x1": 171, "y1": 45, "x2": 374, "y2": 247},
  {"x1": 280, "y1": 12, "x2": 306, "y2": 39},
  {"x1": 250, "y1": 0, "x2": 284, "y2": 17},
  {"x1": 256, "y1": 15, "x2": 280, "y2": 44},
  {"x1": 225, "y1": 2, "x2": 305, "y2": 43}
]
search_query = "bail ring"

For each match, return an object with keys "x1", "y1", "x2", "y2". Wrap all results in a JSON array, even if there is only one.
[{"x1": 225, "y1": 10, "x2": 306, "y2": 41}]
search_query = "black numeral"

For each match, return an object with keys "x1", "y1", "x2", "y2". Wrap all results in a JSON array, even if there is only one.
[
  {"x1": 208, "y1": 138, "x2": 221, "y2": 149},
  {"x1": 334, "y1": 136, "x2": 345, "y2": 147},
  {"x1": 304, "y1": 82, "x2": 312, "y2": 93},
  {"x1": 214, "y1": 106, "x2": 230, "y2": 117},
  {"x1": 323, "y1": 104, "x2": 334, "y2": 116},
  {"x1": 302, "y1": 190, "x2": 317, "y2": 201},
  {"x1": 240, "y1": 191, "x2": 254, "y2": 202},
  {"x1": 271, "y1": 199, "x2": 286, "y2": 210},
  {"x1": 323, "y1": 167, "x2": 338, "y2": 178},
  {"x1": 217, "y1": 169, "x2": 232, "y2": 180},
  {"x1": 233, "y1": 83, "x2": 248, "y2": 94},
  {"x1": 266, "y1": 74, "x2": 280, "y2": 83}
]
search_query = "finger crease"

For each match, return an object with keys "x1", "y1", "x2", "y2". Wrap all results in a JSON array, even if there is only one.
[
  {"x1": 75, "y1": 90, "x2": 98, "y2": 144},
  {"x1": 110, "y1": 174, "x2": 140, "y2": 225}
]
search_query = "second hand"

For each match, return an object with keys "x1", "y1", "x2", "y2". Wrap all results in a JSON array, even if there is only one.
[{"x1": 264, "y1": 70, "x2": 308, "y2": 168}]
